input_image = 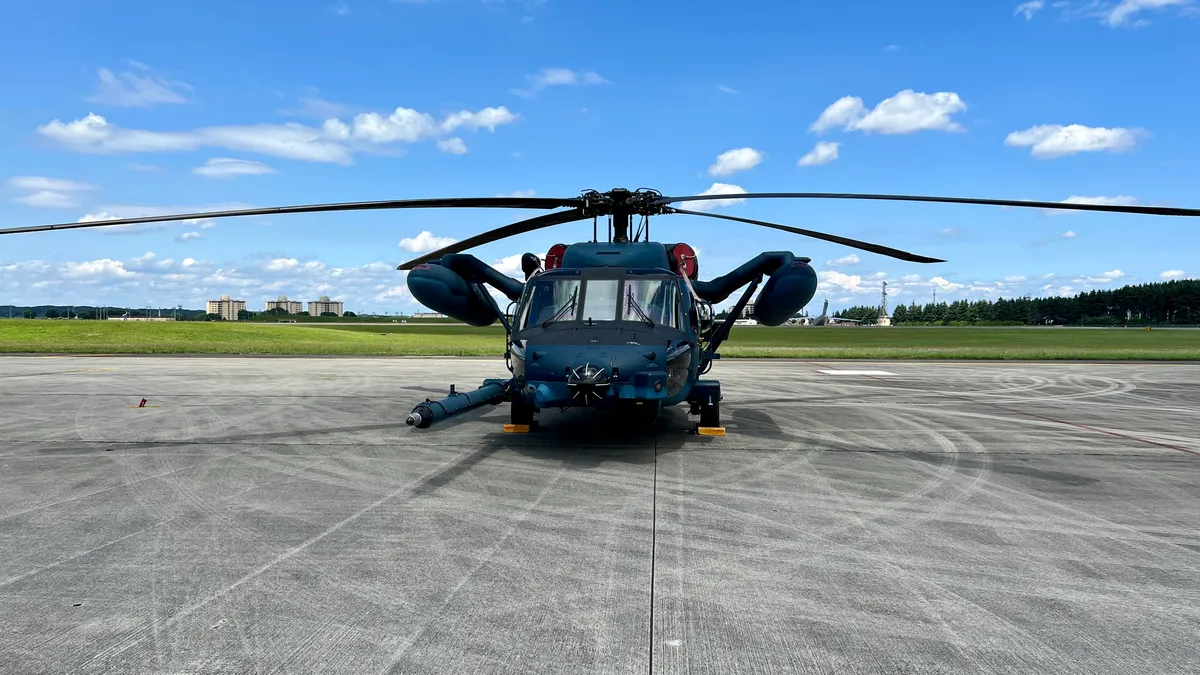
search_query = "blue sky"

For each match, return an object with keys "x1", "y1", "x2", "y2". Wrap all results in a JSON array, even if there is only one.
[{"x1": 2, "y1": 0, "x2": 1198, "y2": 314}]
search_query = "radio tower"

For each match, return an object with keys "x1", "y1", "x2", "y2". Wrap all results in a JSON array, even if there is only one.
[{"x1": 877, "y1": 281, "x2": 892, "y2": 327}]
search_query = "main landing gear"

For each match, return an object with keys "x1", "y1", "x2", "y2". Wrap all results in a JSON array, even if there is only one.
[{"x1": 687, "y1": 380, "x2": 724, "y2": 436}]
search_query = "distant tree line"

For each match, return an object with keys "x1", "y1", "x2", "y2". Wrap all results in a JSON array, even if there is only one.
[{"x1": 831, "y1": 279, "x2": 1200, "y2": 326}]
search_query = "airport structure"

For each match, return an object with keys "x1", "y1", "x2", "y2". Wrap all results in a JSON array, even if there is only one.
[
  {"x1": 308, "y1": 295, "x2": 344, "y2": 317},
  {"x1": 206, "y1": 295, "x2": 247, "y2": 321},
  {"x1": 265, "y1": 296, "x2": 304, "y2": 314}
]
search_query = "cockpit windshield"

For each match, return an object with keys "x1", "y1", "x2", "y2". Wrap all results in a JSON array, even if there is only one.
[{"x1": 517, "y1": 275, "x2": 680, "y2": 330}]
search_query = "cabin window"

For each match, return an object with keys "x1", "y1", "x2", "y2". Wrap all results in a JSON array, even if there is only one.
[
  {"x1": 581, "y1": 279, "x2": 620, "y2": 322},
  {"x1": 623, "y1": 279, "x2": 680, "y2": 328}
]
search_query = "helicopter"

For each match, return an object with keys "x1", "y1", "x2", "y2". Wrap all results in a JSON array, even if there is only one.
[{"x1": 4, "y1": 187, "x2": 1198, "y2": 433}]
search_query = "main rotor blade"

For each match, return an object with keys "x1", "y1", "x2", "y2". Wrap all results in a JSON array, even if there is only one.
[
  {"x1": 0, "y1": 196, "x2": 584, "y2": 236},
  {"x1": 657, "y1": 192, "x2": 1200, "y2": 217},
  {"x1": 397, "y1": 208, "x2": 591, "y2": 270},
  {"x1": 667, "y1": 207, "x2": 945, "y2": 263}
]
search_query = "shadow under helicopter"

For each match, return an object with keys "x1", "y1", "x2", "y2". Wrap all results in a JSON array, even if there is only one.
[{"x1": 409, "y1": 402, "x2": 803, "y2": 496}]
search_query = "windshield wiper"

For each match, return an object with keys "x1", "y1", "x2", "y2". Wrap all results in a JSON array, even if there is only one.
[
  {"x1": 541, "y1": 288, "x2": 578, "y2": 328},
  {"x1": 625, "y1": 287, "x2": 655, "y2": 328}
]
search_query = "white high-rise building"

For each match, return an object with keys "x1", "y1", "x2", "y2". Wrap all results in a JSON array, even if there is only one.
[
  {"x1": 308, "y1": 295, "x2": 344, "y2": 317},
  {"x1": 265, "y1": 296, "x2": 304, "y2": 314},
  {"x1": 206, "y1": 295, "x2": 246, "y2": 321}
]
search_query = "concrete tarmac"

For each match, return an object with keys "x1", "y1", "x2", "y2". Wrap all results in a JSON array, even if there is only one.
[{"x1": 0, "y1": 356, "x2": 1197, "y2": 674}]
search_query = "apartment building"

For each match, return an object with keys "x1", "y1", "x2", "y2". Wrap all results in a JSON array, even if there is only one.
[
  {"x1": 308, "y1": 295, "x2": 344, "y2": 317},
  {"x1": 264, "y1": 296, "x2": 304, "y2": 314},
  {"x1": 206, "y1": 295, "x2": 246, "y2": 321}
]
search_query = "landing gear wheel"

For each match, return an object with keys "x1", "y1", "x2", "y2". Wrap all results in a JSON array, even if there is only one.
[
  {"x1": 699, "y1": 399, "x2": 720, "y2": 428},
  {"x1": 511, "y1": 397, "x2": 536, "y2": 427}
]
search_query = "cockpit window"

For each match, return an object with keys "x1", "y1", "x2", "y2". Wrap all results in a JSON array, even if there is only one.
[
  {"x1": 623, "y1": 279, "x2": 679, "y2": 328},
  {"x1": 517, "y1": 276, "x2": 681, "y2": 329},
  {"x1": 581, "y1": 279, "x2": 619, "y2": 322},
  {"x1": 518, "y1": 277, "x2": 580, "y2": 328}
]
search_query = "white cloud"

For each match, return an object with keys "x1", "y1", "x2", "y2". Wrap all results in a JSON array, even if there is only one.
[
  {"x1": 399, "y1": 230, "x2": 458, "y2": 253},
  {"x1": 176, "y1": 232, "x2": 203, "y2": 242},
  {"x1": 497, "y1": 190, "x2": 536, "y2": 198},
  {"x1": 929, "y1": 276, "x2": 966, "y2": 291},
  {"x1": 797, "y1": 141, "x2": 840, "y2": 167},
  {"x1": 810, "y1": 90, "x2": 967, "y2": 135},
  {"x1": 38, "y1": 105, "x2": 518, "y2": 164},
  {"x1": 708, "y1": 147, "x2": 764, "y2": 176},
  {"x1": 686, "y1": 183, "x2": 747, "y2": 212},
  {"x1": 819, "y1": 270, "x2": 868, "y2": 293},
  {"x1": 87, "y1": 66, "x2": 192, "y2": 108},
  {"x1": 437, "y1": 137, "x2": 468, "y2": 155},
  {"x1": 1103, "y1": 0, "x2": 1191, "y2": 27},
  {"x1": 492, "y1": 253, "x2": 526, "y2": 276},
  {"x1": 1042, "y1": 194, "x2": 1139, "y2": 215},
  {"x1": 1062, "y1": 230, "x2": 1078, "y2": 238},
  {"x1": 1015, "y1": 1, "x2": 1045, "y2": 19},
  {"x1": 1075, "y1": 269, "x2": 1126, "y2": 283},
  {"x1": 716, "y1": 85, "x2": 740, "y2": 95},
  {"x1": 1004, "y1": 124, "x2": 1144, "y2": 158},
  {"x1": 193, "y1": 158, "x2": 277, "y2": 179},
  {"x1": 7, "y1": 176, "x2": 96, "y2": 192},
  {"x1": 826, "y1": 254, "x2": 860, "y2": 267},
  {"x1": 510, "y1": 68, "x2": 610, "y2": 98},
  {"x1": 940, "y1": 227, "x2": 962, "y2": 235},
  {"x1": 1061, "y1": 195, "x2": 1138, "y2": 206},
  {"x1": 12, "y1": 191, "x2": 80, "y2": 208},
  {"x1": 61, "y1": 259, "x2": 136, "y2": 278},
  {"x1": 376, "y1": 285, "x2": 411, "y2": 301},
  {"x1": 74, "y1": 202, "x2": 257, "y2": 235},
  {"x1": 1160, "y1": 269, "x2": 1188, "y2": 279}
]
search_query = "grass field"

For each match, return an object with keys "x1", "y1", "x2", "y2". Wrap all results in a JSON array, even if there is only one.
[{"x1": 2, "y1": 320, "x2": 1199, "y2": 360}]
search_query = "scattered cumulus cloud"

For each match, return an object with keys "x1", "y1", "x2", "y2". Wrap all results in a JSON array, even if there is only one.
[
  {"x1": 1160, "y1": 269, "x2": 1188, "y2": 279},
  {"x1": 87, "y1": 65, "x2": 192, "y2": 108},
  {"x1": 437, "y1": 137, "x2": 468, "y2": 155},
  {"x1": 7, "y1": 176, "x2": 96, "y2": 209},
  {"x1": 510, "y1": 68, "x2": 610, "y2": 98},
  {"x1": 193, "y1": 157, "x2": 277, "y2": 179},
  {"x1": 810, "y1": 90, "x2": 967, "y2": 135},
  {"x1": 685, "y1": 183, "x2": 747, "y2": 212},
  {"x1": 1014, "y1": 1, "x2": 1045, "y2": 20},
  {"x1": 176, "y1": 232, "x2": 203, "y2": 242},
  {"x1": 7, "y1": 176, "x2": 96, "y2": 192},
  {"x1": 1004, "y1": 124, "x2": 1144, "y2": 158},
  {"x1": 797, "y1": 141, "x2": 840, "y2": 166},
  {"x1": 1103, "y1": 0, "x2": 1192, "y2": 27},
  {"x1": 826, "y1": 254, "x2": 860, "y2": 267},
  {"x1": 1062, "y1": 229, "x2": 1078, "y2": 238},
  {"x1": 399, "y1": 230, "x2": 458, "y2": 253},
  {"x1": 38, "y1": 105, "x2": 518, "y2": 165},
  {"x1": 708, "y1": 147, "x2": 764, "y2": 176},
  {"x1": 13, "y1": 191, "x2": 81, "y2": 208}
]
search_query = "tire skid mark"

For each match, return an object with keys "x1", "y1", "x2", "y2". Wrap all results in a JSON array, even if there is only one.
[{"x1": 77, "y1": 448, "x2": 497, "y2": 674}]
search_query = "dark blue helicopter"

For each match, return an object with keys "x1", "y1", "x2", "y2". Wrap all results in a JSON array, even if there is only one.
[{"x1": 5, "y1": 186, "x2": 1195, "y2": 432}]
